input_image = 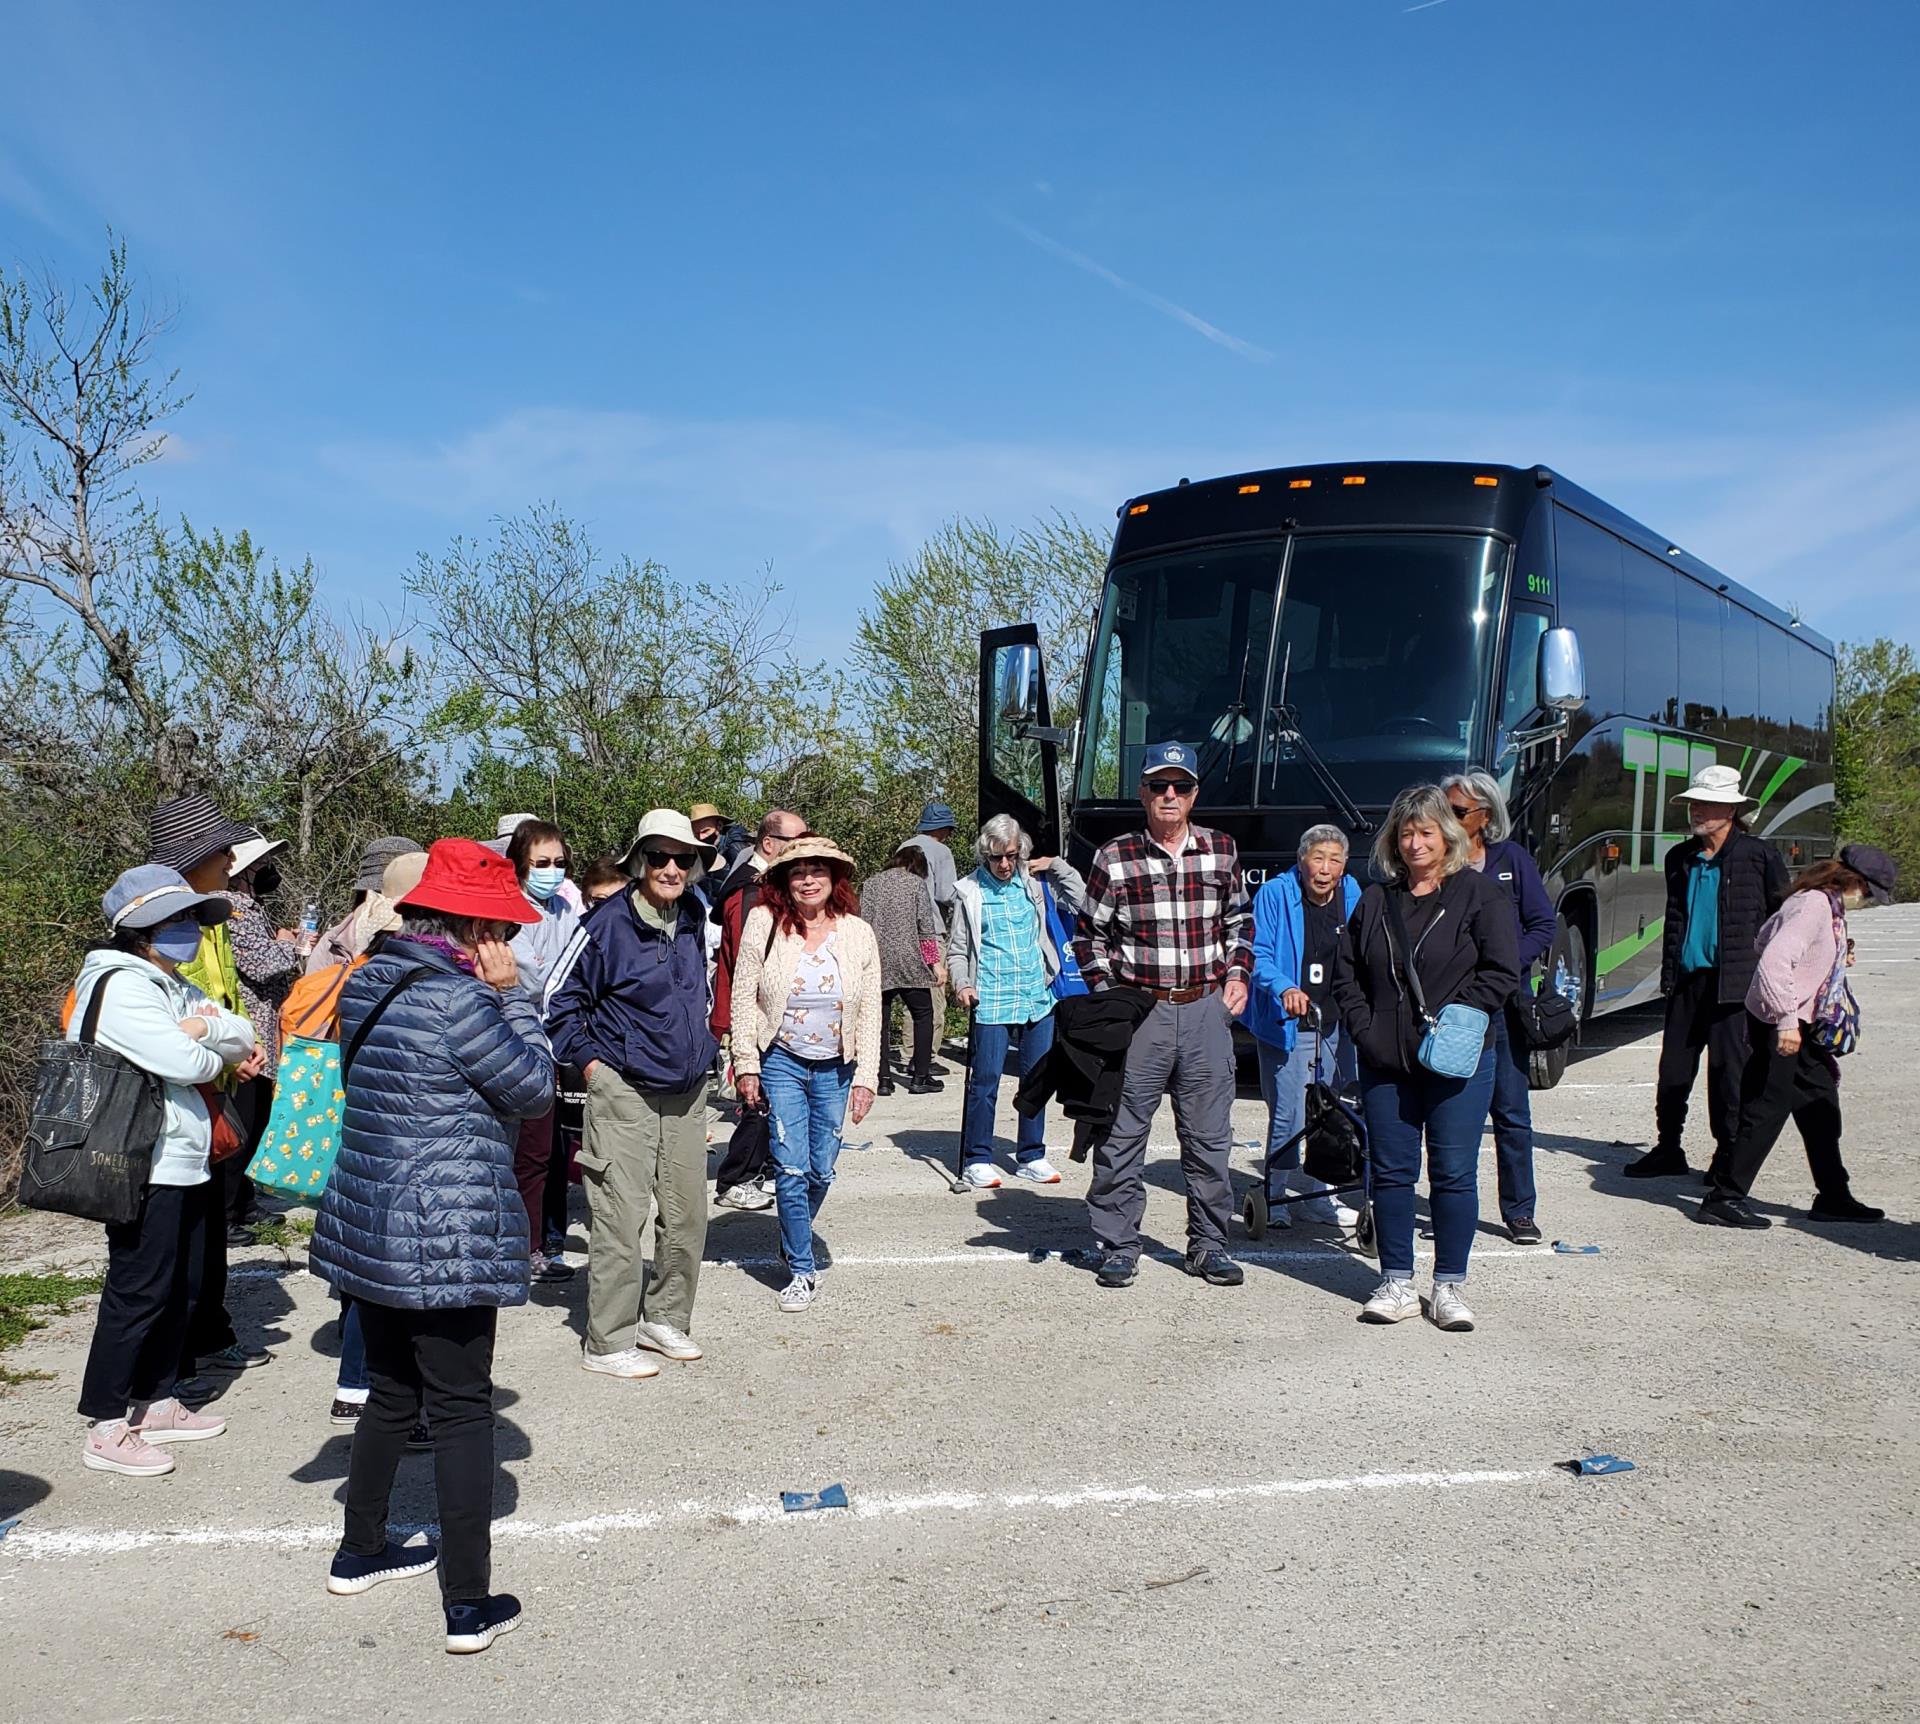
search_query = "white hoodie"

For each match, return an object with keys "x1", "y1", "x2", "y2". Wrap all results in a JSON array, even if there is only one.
[{"x1": 68, "y1": 949, "x2": 257, "y2": 1187}]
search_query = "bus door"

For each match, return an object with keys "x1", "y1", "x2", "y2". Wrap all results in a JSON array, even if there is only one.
[{"x1": 978, "y1": 624, "x2": 1062, "y2": 855}]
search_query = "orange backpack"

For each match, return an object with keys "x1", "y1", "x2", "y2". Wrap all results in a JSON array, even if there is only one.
[{"x1": 279, "y1": 956, "x2": 369, "y2": 1045}]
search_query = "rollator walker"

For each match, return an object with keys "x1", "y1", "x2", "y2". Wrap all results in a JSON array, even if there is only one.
[{"x1": 1241, "y1": 1004, "x2": 1374, "y2": 1254}]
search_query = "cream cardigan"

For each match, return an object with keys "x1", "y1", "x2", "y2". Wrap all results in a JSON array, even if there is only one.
[{"x1": 731, "y1": 905, "x2": 884, "y2": 1092}]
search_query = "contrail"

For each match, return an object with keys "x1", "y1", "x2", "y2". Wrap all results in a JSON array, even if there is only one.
[
  {"x1": 1404, "y1": 0, "x2": 1451, "y2": 12},
  {"x1": 994, "y1": 212, "x2": 1273, "y2": 363}
]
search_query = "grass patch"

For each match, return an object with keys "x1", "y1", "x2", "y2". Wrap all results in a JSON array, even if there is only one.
[
  {"x1": 0, "y1": 1269, "x2": 105, "y2": 1354},
  {"x1": 246, "y1": 1213, "x2": 315, "y2": 1252}
]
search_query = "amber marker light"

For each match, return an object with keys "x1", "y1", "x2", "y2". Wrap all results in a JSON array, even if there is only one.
[
  {"x1": 1288, "y1": 478, "x2": 1312, "y2": 490},
  {"x1": 1127, "y1": 503, "x2": 1149, "y2": 516},
  {"x1": 1342, "y1": 475, "x2": 1366, "y2": 486},
  {"x1": 1473, "y1": 475, "x2": 1498, "y2": 487},
  {"x1": 1237, "y1": 484, "x2": 1261, "y2": 495}
]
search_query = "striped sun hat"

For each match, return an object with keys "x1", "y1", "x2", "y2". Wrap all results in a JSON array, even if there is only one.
[{"x1": 147, "y1": 792, "x2": 259, "y2": 874}]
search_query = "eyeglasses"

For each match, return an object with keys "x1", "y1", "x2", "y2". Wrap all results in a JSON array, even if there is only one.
[
  {"x1": 1447, "y1": 803, "x2": 1478, "y2": 821},
  {"x1": 1147, "y1": 778, "x2": 1198, "y2": 798},
  {"x1": 642, "y1": 849, "x2": 698, "y2": 871}
]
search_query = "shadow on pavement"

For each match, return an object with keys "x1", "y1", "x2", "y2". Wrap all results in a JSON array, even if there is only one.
[
  {"x1": 289, "y1": 1386, "x2": 530, "y2": 1518},
  {"x1": 0, "y1": 1469, "x2": 53, "y2": 1519}
]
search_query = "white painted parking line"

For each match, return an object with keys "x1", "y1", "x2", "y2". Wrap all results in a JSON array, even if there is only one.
[
  {"x1": 3, "y1": 1465, "x2": 1555, "y2": 1562},
  {"x1": 703, "y1": 1244, "x2": 1557, "y2": 1270}
]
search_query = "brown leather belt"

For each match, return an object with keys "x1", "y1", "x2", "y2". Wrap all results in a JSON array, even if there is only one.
[{"x1": 1143, "y1": 983, "x2": 1217, "y2": 1005}]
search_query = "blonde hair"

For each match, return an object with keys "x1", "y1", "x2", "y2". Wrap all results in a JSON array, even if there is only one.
[{"x1": 1370, "y1": 784, "x2": 1472, "y2": 883}]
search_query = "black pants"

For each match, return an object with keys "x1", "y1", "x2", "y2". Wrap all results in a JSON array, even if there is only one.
[
  {"x1": 546, "y1": 1072, "x2": 586, "y2": 1241},
  {"x1": 713, "y1": 1105, "x2": 771, "y2": 1190},
  {"x1": 180, "y1": 1164, "x2": 239, "y2": 1371},
  {"x1": 78, "y1": 1183, "x2": 198, "y2": 1420},
  {"x1": 884, "y1": 988, "x2": 934, "y2": 1084},
  {"x1": 1654, "y1": 970, "x2": 1750, "y2": 1158},
  {"x1": 226, "y1": 1076, "x2": 273, "y2": 1225},
  {"x1": 343, "y1": 1302, "x2": 498, "y2": 1606},
  {"x1": 1707, "y1": 1016, "x2": 1850, "y2": 1200}
]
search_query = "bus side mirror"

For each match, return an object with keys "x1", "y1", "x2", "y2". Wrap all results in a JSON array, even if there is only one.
[
  {"x1": 1540, "y1": 627, "x2": 1586, "y2": 712},
  {"x1": 996, "y1": 642, "x2": 1040, "y2": 725}
]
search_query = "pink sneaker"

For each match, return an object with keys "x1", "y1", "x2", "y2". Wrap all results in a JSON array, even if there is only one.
[
  {"x1": 132, "y1": 1398, "x2": 228, "y2": 1443},
  {"x1": 83, "y1": 1420, "x2": 175, "y2": 1476}
]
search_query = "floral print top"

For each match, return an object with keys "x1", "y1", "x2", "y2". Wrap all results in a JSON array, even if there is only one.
[{"x1": 777, "y1": 934, "x2": 846, "y2": 1063}]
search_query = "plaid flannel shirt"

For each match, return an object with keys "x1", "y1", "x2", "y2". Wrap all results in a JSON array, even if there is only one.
[{"x1": 1074, "y1": 825, "x2": 1253, "y2": 993}]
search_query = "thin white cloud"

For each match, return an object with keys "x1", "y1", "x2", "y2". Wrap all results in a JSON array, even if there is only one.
[
  {"x1": 1404, "y1": 0, "x2": 1452, "y2": 12},
  {"x1": 993, "y1": 213, "x2": 1273, "y2": 364},
  {"x1": 0, "y1": 150, "x2": 75, "y2": 239}
]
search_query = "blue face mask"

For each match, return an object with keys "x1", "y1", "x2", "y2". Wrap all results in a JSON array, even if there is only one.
[
  {"x1": 148, "y1": 919, "x2": 204, "y2": 963},
  {"x1": 526, "y1": 866, "x2": 566, "y2": 902}
]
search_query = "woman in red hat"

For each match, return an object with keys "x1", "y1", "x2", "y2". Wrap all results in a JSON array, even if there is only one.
[{"x1": 311, "y1": 838, "x2": 555, "y2": 1655}]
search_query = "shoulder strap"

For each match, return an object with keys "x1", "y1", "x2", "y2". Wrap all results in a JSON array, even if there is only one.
[
  {"x1": 1380, "y1": 886, "x2": 1432, "y2": 1024},
  {"x1": 77, "y1": 969, "x2": 119, "y2": 1045},
  {"x1": 342, "y1": 965, "x2": 431, "y2": 1078}
]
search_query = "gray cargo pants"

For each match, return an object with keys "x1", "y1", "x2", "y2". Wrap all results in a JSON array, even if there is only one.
[{"x1": 1085, "y1": 995, "x2": 1236, "y2": 1263}]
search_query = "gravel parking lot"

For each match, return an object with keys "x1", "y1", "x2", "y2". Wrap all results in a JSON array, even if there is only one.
[{"x1": 2, "y1": 906, "x2": 1916, "y2": 1723}]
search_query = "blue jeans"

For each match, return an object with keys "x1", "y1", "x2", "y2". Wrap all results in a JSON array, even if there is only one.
[
  {"x1": 761, "y1": 1046, "x2": 852, "y2": 1279},
  {"x1": 962, "y1": 1014, "x2": 1055, "y2": 1165},
  {"x1": 337, "y1": 1294, "x2": 368, "y2": 1395},
  {"x1": 1360, "y1": 1044, "x2": 1496, "y2": 1283},
  {"x1": 1254, "y1": 1024, "x2": 1354, "y2": 1197},
  {"x1": 1489, "y1": 1008, "x2": 1537, "y2": 1224}
]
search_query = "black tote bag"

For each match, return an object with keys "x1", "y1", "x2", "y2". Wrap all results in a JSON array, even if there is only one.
[{"x1": 19, "y1": 970, "x2": 166, "y2": 1226}]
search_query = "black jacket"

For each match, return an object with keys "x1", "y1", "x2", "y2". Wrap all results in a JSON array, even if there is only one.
[
  {"x1": 1331, "y1": 870, "x2": 1522, "y2": 1075},
  {"x1": 1659, "y1": 831, "x2": 1789, "y2": 1003},
  {"x1": 1014, "y1": 987, "x2": 1156, "y2": 1130}
]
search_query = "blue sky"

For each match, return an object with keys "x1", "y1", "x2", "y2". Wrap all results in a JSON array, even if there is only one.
[{"x1": 3, "y1": 1, "x2": 1917, "y2": 663}]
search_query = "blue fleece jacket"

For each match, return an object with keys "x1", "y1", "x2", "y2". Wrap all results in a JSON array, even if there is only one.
[{"x1": 1246, "y1": 865, "x2": 1362, "y2": 1052}]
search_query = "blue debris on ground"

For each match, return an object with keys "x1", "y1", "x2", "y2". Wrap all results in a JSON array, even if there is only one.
[{"x1": 782, "y1": 1484, "x2": 850, "y2": 1513}]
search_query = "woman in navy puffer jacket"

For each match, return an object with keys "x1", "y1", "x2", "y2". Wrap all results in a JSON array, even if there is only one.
[{"x1": 311, "y1": 838, "x2": 553, "y2": 1656}]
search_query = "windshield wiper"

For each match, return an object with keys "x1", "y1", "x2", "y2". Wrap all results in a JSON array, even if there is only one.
[{"x1": 1266, "y1": 704, "x2": 1375, "y2": 835}]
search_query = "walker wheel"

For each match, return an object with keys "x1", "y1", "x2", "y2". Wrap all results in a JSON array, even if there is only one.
[
  {"x1": 1242, "y1": 1187, "x2": 1269, "y2": 1240},
  {"x1": 1355, "y1": 1206, "x2": 1376, "y2": 1253}
]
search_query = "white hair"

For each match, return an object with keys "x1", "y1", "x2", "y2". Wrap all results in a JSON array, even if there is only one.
[
  {"x1": 975, "y1": 814, "x2": 1033, "y2": 865},
  {"x1": 1296, "y1": 823, "x2": 1350, "y2": 862},
  {"x1": 1440, "y1": 770, "x2": 1513, "y2": 844}
]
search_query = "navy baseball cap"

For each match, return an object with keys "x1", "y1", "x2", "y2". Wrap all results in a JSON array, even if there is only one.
[{"x1": 1140, "y1": 741, "x2": 1198, "y2": 779}]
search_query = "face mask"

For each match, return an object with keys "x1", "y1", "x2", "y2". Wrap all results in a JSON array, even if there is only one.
[
  {"x1": 251, "y1": 863, "x2": 282, "y2": 897},
  {"x1": 526, "y1": 866, "x2": 566, "y2": 901},
  {"x1": 148, "y1": 920, "x2": 204, "y2": 963},
  {"x1": 1841, "y1": 889, "x2": 1868, "y2": 912}
]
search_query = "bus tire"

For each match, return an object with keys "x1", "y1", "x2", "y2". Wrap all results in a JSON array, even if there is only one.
[{"x1": 1527, "y1": 916, "x2": 1589, "y2": 1091}]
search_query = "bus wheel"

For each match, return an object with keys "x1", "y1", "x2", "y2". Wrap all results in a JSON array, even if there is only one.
[{"x1": 1527, "y1": 916, "x2": 1589, "y2": 1091}]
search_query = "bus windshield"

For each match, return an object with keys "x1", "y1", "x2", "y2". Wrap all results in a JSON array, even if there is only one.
[{"x1": 1078, "y1": 532, "x2": 1507, "y2": 809}]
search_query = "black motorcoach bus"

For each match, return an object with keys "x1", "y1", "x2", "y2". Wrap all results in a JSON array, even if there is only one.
[{"x1": 977, "y1": 460, "x2": 1835, "y2": 1087}]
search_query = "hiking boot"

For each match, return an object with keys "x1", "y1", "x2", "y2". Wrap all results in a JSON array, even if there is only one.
[
  {"x1": 132, "y1": 1398, "x2": 227, "y2": 1443},
  {"x1": 1094, "y1": 1253, "x2": 1137, "y2": 1289},
  {"x1": 582, "y1": 1348, "x2": 660, "y2": 1379},
  {"x1": 636, "y1": 1321, "x2": 702, "y2": 1361},
  {"x1": 1506, "y1": 1214, "x2": 1543, "y2": 1245},
  {"x1": 82, "y1": 1419, "x2": 174, "y2": 1477},
  {"x1": 1184, "y1": 1247, "x2": 1244, "y2": 1287},
  {"x1": 1696, "y1": 1195, "x2": 1772, "y2": 1230},
  {"x1": 1622, "y1": 1145, "x2": 1690, "y2": 1179},
  {"x1": 1808, "y1": 1191, "x2": 1886, "y2": 1223},
  {"x1": 1429, "y1": 1283, "x2": 1475, "y2": 1331},
  {"x1": 445, "y1": 1593, "x2": 522, "y2": 1655},
  {"x1": 1360, "y1": 1278, "x2": 1420, "y2": 1323},
  {"x1": 327, "y1": 1539, "x2": 440, "y2": 1596}
]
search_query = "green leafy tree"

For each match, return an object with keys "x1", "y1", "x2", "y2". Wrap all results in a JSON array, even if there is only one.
[{"x1": 1835, "y1": 636, "x2": 1920, "y2": 899}]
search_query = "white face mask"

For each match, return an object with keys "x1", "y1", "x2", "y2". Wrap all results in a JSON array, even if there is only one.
[{"x1": 1841, "y1": 888, "x2": 1868, "y2": 912}]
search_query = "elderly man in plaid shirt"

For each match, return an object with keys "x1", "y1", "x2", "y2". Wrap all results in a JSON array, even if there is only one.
[{"x1": 1075, "y1": 740, "x2": 1253, "y2": 1289}]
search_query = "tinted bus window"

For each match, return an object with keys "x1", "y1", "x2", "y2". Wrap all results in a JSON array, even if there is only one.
[
  {"x1": 1790, "y1": 642, "x2": 1832, "y2": 758},
  {"x1": 1620, "y1": 545, "x2": 1679, "y2": 727},
  {"x1": 1756, "y1": 622, "x2": 1794, "y2": 753},
  {"x1": 1553, "y1": 511, "x2": 1625, "y2": 719},
  {"x1": 1675, "y1": 577, "x2": 1724, "y2": 735},
  {"x1": 1721, "y1": 607, "x2": 1762, "y2": 750}
]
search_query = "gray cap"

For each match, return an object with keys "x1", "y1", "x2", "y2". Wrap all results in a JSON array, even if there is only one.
[
  {"x1": 103, "y1": 863, "x2": 233, "y2": 932},
  {"x1": 354, "y1": 835, "x2": 422, "y2": 894}
]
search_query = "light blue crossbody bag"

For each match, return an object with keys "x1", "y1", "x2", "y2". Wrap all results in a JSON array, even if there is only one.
[{"x1": 1382, "y1": 886, "x2": 1489, "y2": 1080}]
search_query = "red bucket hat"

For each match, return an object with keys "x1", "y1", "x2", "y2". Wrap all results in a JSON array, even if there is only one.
[{"x1": 397, "y1": 838, "x2": 541, "y2": 925}]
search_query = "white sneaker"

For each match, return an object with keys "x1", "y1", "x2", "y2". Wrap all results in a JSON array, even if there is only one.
[
  {"x1": 756, "y1": 1175, "x2": 778, "y2": 1199},
  {"x1": 581, "y1": 1348, "x2": 660, "y2": 1379},
  {"x1": 777, "y1": 1274, "x2": 818, "y2": 1313},
  {"x1": 636, "y1": 1321, "x2": 702, "y2": 1362},
  {"x1": 1013, "y1": 1157, "x2": 1062, "y2": 1184},
  {"x1": 1429, "y1": 1282, "x2": 1475, "y2": 1332},
  {"x1": 1296, "y1": 1192, "x2": 1360, "y2": 1227},
  {"x1": 964, "y1": 1162, "x2": 1002, "y2": 1190},
  {"x1": 715, "y1": 1182, "x2": 774, "y2": 1212},
  {"x1": 1359, "y1": 1278, "x2": 1420, "y2": 1324}
]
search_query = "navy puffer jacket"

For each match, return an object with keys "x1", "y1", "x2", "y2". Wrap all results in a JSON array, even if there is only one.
[{"x1": 312, "y1": 941, "x2": 554, "y2": 1310}]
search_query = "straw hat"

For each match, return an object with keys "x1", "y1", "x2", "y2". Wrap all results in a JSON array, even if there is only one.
[{"x1": 765, "y1": 834, "x2": 856, "y2": 882}]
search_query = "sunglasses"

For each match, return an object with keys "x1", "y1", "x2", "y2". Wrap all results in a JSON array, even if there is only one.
[
  {"x1": 642, "y1": 848, "x2": 699, "y2": 871},
  {"x1": 1147, "y1": 778, "x2": 1198, "y2": 797},
  {"x1": 1448, "y1": 803, "x2": 1479, "y2": 821},
  {"x1": 986, "y1": 850, "x2": 1021, "y2": 863}
]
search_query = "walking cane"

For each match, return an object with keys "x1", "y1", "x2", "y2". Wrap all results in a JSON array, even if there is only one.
[{"x1": 949, "y1": 1003, "x2": 975, "y2": 1193}]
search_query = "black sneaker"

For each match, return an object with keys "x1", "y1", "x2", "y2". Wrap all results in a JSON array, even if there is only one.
[
  {"x1": 1696, "y1": 1195, "x2": 1772, "y2": 1230},
  {"x1": 531, "y1": 1251, "x2": 575, "y2": 1284},
  {"x1": 329, "y1": 1398, "x2": 364, "y2": 1427},
  {"x1": 202, "y1": 1342, "x2": 274, "y2": 1371},
  {"x1": 905, "y1": 1078, "x2": 945, "y2": 1095},
  {"x1": 1094, "y1": 1253, "x2": 1137, "y2": 1289},
  {"x1": 327, "y1": 1539, "x2": 439, "y2": 1596},
  {"x1": 446, "y1": 1593, "x2": 522, "y2": 1654},
  {"x1": 1623, "y1": 1146, "x2": 1691, "y2": 1179},
  {"x1": 541, "y1": 1231, "x2": 568, "y2": 1258},
  {"x1": 927, "y1": 1061, "x2": 953, "y2": 1078},
  {"x1": 876, "y1": 1078, "x2": 895, "y2": 1096},
  {"x1": 1507, "y1": 1214, "x2": 1543, "y2": 1245},
  {"x1": 1184, "y1": 1247, "x2": 1245, "y2": 1287},
  {"x1": 407, "y1": 1420, "x2": 432, "y2": 1450},
  {"x1": 226, "y1": 1224, "x2": 258, "y2": 1248},
  {"x1": 1808, "y1": 1192, "x2": 1886, "y2": 1223}
]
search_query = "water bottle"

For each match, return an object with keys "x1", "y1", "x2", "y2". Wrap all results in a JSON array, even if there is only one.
[{"x1": 298, "y1": 899, "x2": 320, "y2": 956}]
